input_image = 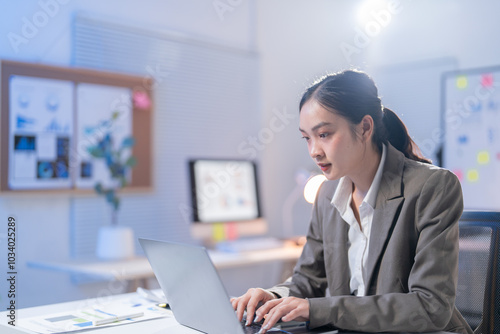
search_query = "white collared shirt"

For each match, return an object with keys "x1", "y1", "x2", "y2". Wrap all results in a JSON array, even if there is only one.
[{"x1": 331, "y1": 144, "x2": 387, "y2": 296}]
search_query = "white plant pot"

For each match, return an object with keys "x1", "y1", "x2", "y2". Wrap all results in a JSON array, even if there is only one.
[{"x1": 96, "y1": 225, "x2": 135, "y2": 260}]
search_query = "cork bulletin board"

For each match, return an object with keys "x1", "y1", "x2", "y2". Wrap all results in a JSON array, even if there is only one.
[{"x1": 0, "y1": 60, "x2": 152, "y2": 192}]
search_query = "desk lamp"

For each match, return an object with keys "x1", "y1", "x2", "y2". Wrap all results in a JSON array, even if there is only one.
[{"x1": 282, "y1": 170, "x2": 327, "y2": 237}]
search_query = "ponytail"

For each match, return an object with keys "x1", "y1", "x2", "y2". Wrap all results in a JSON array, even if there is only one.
[{"x1": 382, "y1": 107, "x2": 431, "y2": 164}]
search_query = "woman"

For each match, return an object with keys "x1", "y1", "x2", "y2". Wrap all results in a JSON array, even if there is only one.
[{"x1": 231, "y1": 70, "x2": 472, "y2": 334}]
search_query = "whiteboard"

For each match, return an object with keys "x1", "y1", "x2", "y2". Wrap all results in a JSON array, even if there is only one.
[{"x1": 442, "y1": 67, "x2": 500, "y2": 210}]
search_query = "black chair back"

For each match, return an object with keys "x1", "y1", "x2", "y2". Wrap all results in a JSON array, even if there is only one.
[{"x1": 457, "y1": 211, "x2": 500, "y2": 334}]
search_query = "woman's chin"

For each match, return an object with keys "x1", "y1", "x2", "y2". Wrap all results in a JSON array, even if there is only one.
[{"x1": 324, "y1": 172, "x2": 340, "y2": 181}]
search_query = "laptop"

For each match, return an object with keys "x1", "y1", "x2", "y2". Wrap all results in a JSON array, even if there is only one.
[{"x1": 139, "y1": 238, "x2": 311, "y2": 334}]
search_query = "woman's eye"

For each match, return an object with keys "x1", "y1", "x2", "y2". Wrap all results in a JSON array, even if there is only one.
[
  {"x1": 301, "y1": 136, "x2": 310, "y2": 141},
  {"x1": 319, "y1": 133, "x2": 329, "y2": 138}
]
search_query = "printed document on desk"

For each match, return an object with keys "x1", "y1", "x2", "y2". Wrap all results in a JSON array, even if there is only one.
[{"x1": 16, "y1": 295, "x2": 171, "y2": 333}]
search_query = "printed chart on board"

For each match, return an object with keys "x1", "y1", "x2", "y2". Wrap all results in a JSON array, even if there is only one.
[
  {"x1": 8, "y1": 77, "x2": 133, "y2": 190},
  {"x1": 442, "y1": 68, "x2": 500, "y2": 210},
  {"x1": 8, "y1": 76, "x2": 74, "y2": 189},
  {"x1": 75, "y1": 83, "x2": 133, "y2": 189}
]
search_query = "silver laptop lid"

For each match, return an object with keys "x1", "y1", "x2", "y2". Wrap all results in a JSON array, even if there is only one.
[{"x1": 139, "y1": 238, "x2": 244, "y2": 334}]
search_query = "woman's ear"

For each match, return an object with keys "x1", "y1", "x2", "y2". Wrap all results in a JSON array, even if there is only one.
[{"x1": 360, "y1": 115, "x2": 374, "y2": 141}]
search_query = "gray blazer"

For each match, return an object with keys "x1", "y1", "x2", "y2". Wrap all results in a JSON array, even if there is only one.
[{"x1": 269, "y1": 144, "x2": 473, "y2": 334}]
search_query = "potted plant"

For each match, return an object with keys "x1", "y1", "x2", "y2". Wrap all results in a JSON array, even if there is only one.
[{"x1": 86, "y1": 111, "x2": 137, "y2": 260}]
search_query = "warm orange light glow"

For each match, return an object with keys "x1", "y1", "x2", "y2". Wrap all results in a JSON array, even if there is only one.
[{"x1": 303, "y1": 174, "x2": 327, "y2": 204}]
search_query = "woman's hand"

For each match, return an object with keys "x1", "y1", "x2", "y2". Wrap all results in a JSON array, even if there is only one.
[
  {"x1": 230, "y1": 288, "x2": 277, "y2": 326},
  {"x1": 254, "y1": 297, "x2": 310, "y2": 333}
]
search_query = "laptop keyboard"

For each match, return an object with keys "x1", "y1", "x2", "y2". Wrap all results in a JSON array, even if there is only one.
[{"x1": 241, "y1": 320, "x2": 263, "y2": 333}]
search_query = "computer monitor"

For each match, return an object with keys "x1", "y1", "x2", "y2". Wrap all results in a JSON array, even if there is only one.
[{"x1": 188, "y1": 158, "x2": 263, "y2": 224}]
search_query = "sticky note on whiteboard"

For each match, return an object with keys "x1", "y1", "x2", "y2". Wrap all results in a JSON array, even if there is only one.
[
  {"x1": 477, "y1": 151, "x2": 490, "y2": 165},
  {"x1": 456, "y1": 75, "x2": 468, "y2": 89},
  {"x1": 467, "y1": 169, "x2": 479, "y2": 182}
]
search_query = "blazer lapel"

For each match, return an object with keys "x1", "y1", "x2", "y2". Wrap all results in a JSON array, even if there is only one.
[
  {"x1": 329, "y1": 209, "x2": 351, "y2": 295},
  {"x1": 363, "y1": 144, "x2": 405, "y2": 290},
  {"x1": 323, "y1": 185, "x2": 352, "y2": 296}
]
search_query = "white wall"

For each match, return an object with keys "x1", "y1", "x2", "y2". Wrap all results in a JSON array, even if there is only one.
[
  {"x1": 0, "y1": 0, "x2": 257, "y2": 308},
  {"x1": 256, "y1": 0, "x2": 500, "y2": 237},
  {"x1": 0, "y1": 0, "x2": 256, "y2": 64}
]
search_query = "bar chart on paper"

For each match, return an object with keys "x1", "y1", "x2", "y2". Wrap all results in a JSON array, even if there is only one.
[{"x1": 16, "y1": 296, "x2": 170, "y2": 333}]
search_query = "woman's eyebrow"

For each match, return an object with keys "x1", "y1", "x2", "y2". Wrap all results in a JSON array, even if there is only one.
[
  {"x1": 312, "y1": 121, "x2": 333, "y2": 132},
  {"x1": 299, "y1": 121, "x2": 333, "y2": 133}
]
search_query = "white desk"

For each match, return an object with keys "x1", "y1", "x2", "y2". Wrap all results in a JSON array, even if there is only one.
[{"x1": 0, "y1": 291, "x2": 459, "y2": 334}]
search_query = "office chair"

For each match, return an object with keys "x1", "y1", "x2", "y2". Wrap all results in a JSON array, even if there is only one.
[{"x1": 456, "y1": 211, "x2": 500, "y2": 334}]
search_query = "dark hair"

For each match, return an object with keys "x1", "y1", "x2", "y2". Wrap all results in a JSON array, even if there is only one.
[{"x1": 299, "y1": 70, "x2": 430, "y2": 164}]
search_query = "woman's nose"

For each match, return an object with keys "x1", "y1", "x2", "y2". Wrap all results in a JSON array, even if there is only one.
[{"x1": 309, "y1": 140, "x2": 323, "y2": 159}]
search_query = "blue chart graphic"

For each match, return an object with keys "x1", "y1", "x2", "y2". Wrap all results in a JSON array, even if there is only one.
[
  {"x1": 80, "y1": 162, "x2": 93, "y2": 178},
  {"x1": 73, "y1": 321, "x2": 93, "y2": 328},
  {"x1": 14, "y1": 135, "x2": 36, "y2": 150},
  {"x1": 37, "y1": 161, "x2": 54, "y2": 179},
  {"x1": 17, "y1": 93, "x2": 30, "y2": 108},
  {"x1": 45, "y1": 118, "x2": 69, "y2": 132},
  {"x1": 16, "y1": 115, "x2": 36, "y2": 129},
  {"x1": 46, "y1": 94, "x2": 60, "y2": 112},
  {"x1": 57, "y1": 137, "x2": 70, "y2": 158},
  {"x1": 56, "y1": 160, "x2": 69, "y2": 178}
]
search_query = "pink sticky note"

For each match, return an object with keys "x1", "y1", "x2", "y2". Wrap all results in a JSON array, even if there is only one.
[
  {"x1": 225, "y1": 222, "x2": 238, "y2": 241},
  {"x1": 452, "y1": 169, "x2": 463, "y2": 182},
  {"x1": 481, "y1": 73, "x2": 493, "y2": 88},
  {"x1": 133, "y1": 90, "x2": 151, "y2": 110}
]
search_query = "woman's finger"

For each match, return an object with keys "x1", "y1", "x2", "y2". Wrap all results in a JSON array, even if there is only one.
[
  {"x1": 235, "y1": 293, "x2": 251, "y2": 322},
  {"x1": 254, "y1": 298, "x2": 282, "y2": 322},
  {"x1": 259, "y1": 301, "x2": 289, "y2": 333},
  {"x1": 245, "y1": 291, "x2": 264, "y2": 325},
  {"x1": 258, "y1": 297, "x2": 309, "y2": 334}
]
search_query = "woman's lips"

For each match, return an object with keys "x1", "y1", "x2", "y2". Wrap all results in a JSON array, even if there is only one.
[{"x1": 318, "y1": 163, "x2": 331, "y2": 171}]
